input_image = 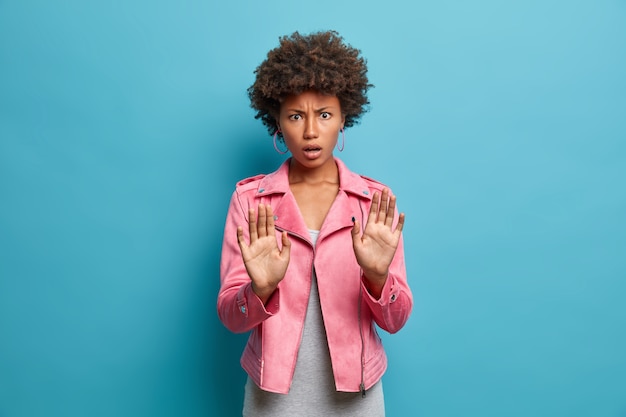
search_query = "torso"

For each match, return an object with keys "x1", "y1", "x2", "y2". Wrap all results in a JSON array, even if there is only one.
[
  {"x1": 288, "y1": 158, "x2": 340, "y2": 230},
  {"x1": 242, "y1": 229, "x2": 386, "y2": 416},
  {"x1": 290, "y1": 181, "x2": 339, "y2": 230}
]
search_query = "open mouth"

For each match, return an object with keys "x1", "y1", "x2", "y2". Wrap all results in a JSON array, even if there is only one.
[{"x1": 303, "y1": 145, "x2": 322, "y2": 159}]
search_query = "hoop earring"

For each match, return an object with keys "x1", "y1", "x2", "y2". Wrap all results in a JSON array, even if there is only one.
[
  {"x1": 273, "y1": 131, "x2": 288, "y2": 155},
  {"x1": 337, "y1": 128, "x2": 345, "y2": 152}
]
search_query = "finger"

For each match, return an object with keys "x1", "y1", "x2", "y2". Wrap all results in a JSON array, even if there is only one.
[
  {"x1": 395, "y1": 213, "x2": 405, "y2": 233},
  {"x1": 237, "y1": 226, "x2": 250, "y2": 258},
  {"x1": 248, "y1": 208, "x2": 258, "y2": 242},
  {"x1": 368, "y1": 191, "x2": 380, "y2": 224},
  {"x1": 280, "y1": 231, "x2": 291, "y2": 260},
  {"x1": 351, "y1": 219, "x2": 361, "y2": 248},
  {"x1": 351, "y1": 218, "x2": 361, "y2": 236},
  {"x1": 266, "y1": 205, "x2": 275, "y2": 235},
  {"x1": 237, "y1": 225, "x2": 246, "y2": 247},
  {"x1": 378, "y1": 188, "x2": 389, "y2": 223},
  {"x1": 257, "y1": 204, "x2": 267, "y2": 237},
  {"x1": 386, "y1": 194, "x2": 397, "y2": 227}
]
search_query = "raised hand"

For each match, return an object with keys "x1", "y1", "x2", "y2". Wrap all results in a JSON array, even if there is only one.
[
  {"x1": 351, "y1": 188, "x2": 405, "y2": 297},
  {"x1": 237, "y1": 204, "x2": 291, "y2": 304}
]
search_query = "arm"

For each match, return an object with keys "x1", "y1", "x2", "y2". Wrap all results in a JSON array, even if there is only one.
[
  {"x1": 360, "y1": 233, "x2": 412, "y2": 334},
  {"x1": 352, "y1": 188, "x2": 413, "y2": 333},
  {"x1": 217, "y1": 192, "x2": 290, "y2": 333}
]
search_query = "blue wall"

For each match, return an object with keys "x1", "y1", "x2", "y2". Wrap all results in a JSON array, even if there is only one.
[{"x1": 1, "y1": 1, "x2": 625, "y2": 416}]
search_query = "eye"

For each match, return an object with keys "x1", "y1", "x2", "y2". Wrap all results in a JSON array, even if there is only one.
[
  {"x1": 320, "y1": 112, "x2": 331, "y2": 119},
  {"x1": 289, "y1": 114, "x2": 302, "y2": 121}
]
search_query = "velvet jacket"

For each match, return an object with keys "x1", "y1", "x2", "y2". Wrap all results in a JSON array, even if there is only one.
[{"x1": 217, "y1": 158, "x2": 413, "y2": 394}]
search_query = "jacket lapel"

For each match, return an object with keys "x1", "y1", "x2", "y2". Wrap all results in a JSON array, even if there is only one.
[
  {"x1": 254, "y1": 158, "x2": 373, "y2": 242},
  {"x1": 273, "y1": 191, "x2": 311, "y2": 241},
  {"x1": 319, "y1": 191, "x2": 359, "y2": 237}
]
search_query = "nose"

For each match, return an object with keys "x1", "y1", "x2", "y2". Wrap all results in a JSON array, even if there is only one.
[{"x1": 303, "y1": 117, "x2": 318, "y2": 139}]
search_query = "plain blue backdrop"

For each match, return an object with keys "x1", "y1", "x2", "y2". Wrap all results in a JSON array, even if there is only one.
[{"x1": 1, "y1": 0, "x2": 625, "y2": 416}]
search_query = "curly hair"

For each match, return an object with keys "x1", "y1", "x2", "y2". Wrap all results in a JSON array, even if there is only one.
[{"x1": 248, "y1": 30, "x2": 373, "y2": 138}]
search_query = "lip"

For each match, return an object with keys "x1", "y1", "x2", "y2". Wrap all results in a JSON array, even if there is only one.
[{"x1": 302, "y1": 145, "x2": 322, "y2": 159}]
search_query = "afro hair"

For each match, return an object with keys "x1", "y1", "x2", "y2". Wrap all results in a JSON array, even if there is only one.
[{"x1": 247, "y1": 30, "x2": 373, "y2": 138}]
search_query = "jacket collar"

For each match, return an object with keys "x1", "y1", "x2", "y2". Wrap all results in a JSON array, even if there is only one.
[
  {"x1": 255, "y1": 158, "x2": 373, "y2": 239},
  {"x1": 256, "y1": 157, "x2": 373, "y2": 202}
]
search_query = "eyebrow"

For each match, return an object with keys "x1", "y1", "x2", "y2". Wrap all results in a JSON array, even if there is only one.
[{"x1": 285, "y1": 106, "x2": 338, "y2": 113}]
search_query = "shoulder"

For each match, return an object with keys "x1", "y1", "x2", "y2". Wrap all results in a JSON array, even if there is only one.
[
  {"x1": 231, "y1": 174, "x2": 269, "y2": 204},
  {"x1": 235, "y1": 174, "x2": 266, "y2": 192},
  {"x1": 359, "y1": 173, "x2": 387, "y2": 188},
  {"x1": 358, "y1": 173, "x2": 391, "y2": 194},
  {"x1": 336, "y1": 158, "x2": 391, "y2": 197},
  {"x1": 226, "y1": 174, "x2": 266, "y2": 214},
  {"x1": 233, "y1": 160, "x2": 290, "y2": 197}
]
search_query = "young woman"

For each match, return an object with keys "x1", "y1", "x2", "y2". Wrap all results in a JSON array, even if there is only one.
[{"x1": 217, "y1": 30, "x2": 413, "y2": 416}]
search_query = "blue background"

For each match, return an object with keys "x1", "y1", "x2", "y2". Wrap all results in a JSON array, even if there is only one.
[{"x1": 1, "y1": 0, "x2": 625, "y2": 416}]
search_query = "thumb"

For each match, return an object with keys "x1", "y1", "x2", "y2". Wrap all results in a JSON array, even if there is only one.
[{"x1": 351, "y1": 219, "x2": 361, "y2": 247}]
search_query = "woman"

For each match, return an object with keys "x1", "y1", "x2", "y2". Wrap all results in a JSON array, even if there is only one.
[{"x1": 217, "y1": 30, "x2": 413, "y2": 416}]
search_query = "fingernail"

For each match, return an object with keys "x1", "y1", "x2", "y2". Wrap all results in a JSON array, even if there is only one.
[{"x1": 351, "y1": 216, "x2": 355, "y2": 222}]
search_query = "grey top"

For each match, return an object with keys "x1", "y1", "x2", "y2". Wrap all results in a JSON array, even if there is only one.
[{"x1": 242, "y1": 230, "x2": 385, "y2": 416}]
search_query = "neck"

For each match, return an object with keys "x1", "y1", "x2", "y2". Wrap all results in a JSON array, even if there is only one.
[{"x1": 288, "y1": 158, "x2": 339, "y2": 185}]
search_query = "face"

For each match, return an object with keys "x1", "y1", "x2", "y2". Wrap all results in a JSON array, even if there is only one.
[{"x1": 277, "y1": 90, "x2": 345, "y2": 172}]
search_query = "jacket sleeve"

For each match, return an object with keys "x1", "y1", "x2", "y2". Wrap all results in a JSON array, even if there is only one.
[
  {"x1": 360, "y1": 201, "x2": 413, "y2": 334},
  {"x1": 217, "y1": 190, "x2": 280, "y2": 333}
]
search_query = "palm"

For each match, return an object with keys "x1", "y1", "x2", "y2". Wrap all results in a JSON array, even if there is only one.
[
  {"x1": 354, "y1": 221, "x2": 401, "y2": 275},
  {"x1": 240, "y1": 233, "x2": 289, "y2": 287},
  {"x1": 352, "y1": 188, "x2": 405, "y2": 280},
  {"x1": 237, "y1": 204, "x2": 291, "y2": 302}
]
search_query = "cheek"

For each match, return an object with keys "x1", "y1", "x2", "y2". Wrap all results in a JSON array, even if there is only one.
[
  {"x1": 281, "y1": 132, "x2": 297, "y2": 147},
  {"x1": 280, "y1": 126, "x2": 296, "y2": 140}
]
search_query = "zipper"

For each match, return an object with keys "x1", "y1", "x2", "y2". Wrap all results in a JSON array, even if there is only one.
[
  {"x1": 358, "y1": 282, "x2": 366, "y2": 398},
  {"x1": 357, "y1": 199, "x2": 367, "y2": 398}
]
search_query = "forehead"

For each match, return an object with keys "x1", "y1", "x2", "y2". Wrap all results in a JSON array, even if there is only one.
[{"x1": 280, "y1": 90, "x2": 341, "y2": 110}]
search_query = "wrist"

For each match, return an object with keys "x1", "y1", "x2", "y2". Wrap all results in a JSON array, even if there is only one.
[
  {"x1": 251, "y1": 282, "x2": 277, "y2": 305},
  {"x1": 362, "y1": 271, "x2": 388, "y2": 299}
]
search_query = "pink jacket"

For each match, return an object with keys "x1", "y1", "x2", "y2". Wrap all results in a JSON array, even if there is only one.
[{"x1": 217, "y1": 158, "x2": 413, "y2": 394}]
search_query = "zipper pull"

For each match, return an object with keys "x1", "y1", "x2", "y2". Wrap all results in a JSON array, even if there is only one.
[{"x1": 360, "y1": 382, "x2": 366, "y2": 398}]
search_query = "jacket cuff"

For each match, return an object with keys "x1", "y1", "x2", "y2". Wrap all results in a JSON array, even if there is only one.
[
  {"x1": 236, "y1": 283, "x2": 280, "y2": 318},
  {"x1": 361, "y1": 273, "x2": 400, "y2": 306}
]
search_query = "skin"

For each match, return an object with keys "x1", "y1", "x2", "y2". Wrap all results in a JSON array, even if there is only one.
[{"x1": 237, "y1": 90, "x2": 405, "y2": 303}]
